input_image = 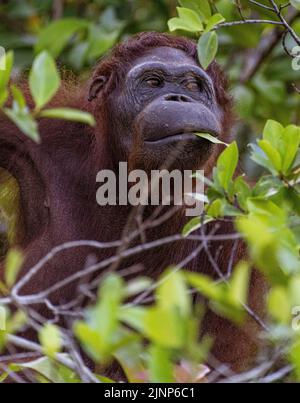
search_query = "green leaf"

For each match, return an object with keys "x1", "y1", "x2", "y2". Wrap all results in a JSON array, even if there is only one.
[
  {"x1": 8, "y1": 310, "x2": 27, "y2": 334},
  {"x1": 4, "y1": 108, "x2": 40, "y2": 142},
  {"x1": 205, "y1": 14, "x2": 225, "y2": 32},
  {"x1": 39, "y1": 108, "x2": 95, "y2": 127},
  {"x1": 290, "y1": 341, "x2": 300, "y2": 380},
  {"x1": 29, "y1": 51, "x2": 60, "y2": 110},
  {"x1": 0, "y1": 51, "x2": 13, "y2": 107},
  {"x1": 10, "y1": 84, "x2": 26, "y2": 110},
  {"x1": 247, "y1": 199, "x2": 286, "y2": 222},
  {"x1": 148, "y1": 345, "x2": 174, "y2": 383},
  {"x1": 74, "y1": 322, "x2": 104, "y2": 362},
  {"x1": 87, "y1": 27, "x2": 119, "y2": 61},
  {"x1": 179, "y1": 0, "x2": 212, "y2": 21},
  {"x1": 0, "y1": 88, "x2": 8, "y2": 108},
  {"x1": 229, "y1": 262, "x2": 250, "y2": 306},
  {"x1": 258, "y1": 140, "x2": 282, "y2": 172},
  {"x1": 195, "y1": 132, "x2": 228, "y2": 146},
  {"x1": 90, "y1": 274, "x2": 124, "y2": 342},
  {"x1": 35, "y1": 18, "x2": 88, "y2": 58},
  {"x1": 186, "y1": 271, "x2": 246, "y2": 324},
  {"x1": 119, "y1": 307, "x2": 147, "y2": 333},
  {"x1": 157, "y1": 269, "x2": 190, "y2": 316},
  {"x1": 260, "y1": 121, "x2": 300, "y2": 175},
  {"x1": 182, "y1": 216, "x2": 213, "y2": 237},
  {"x1": 114, "y1": 338, "x2": 145, "y2": 383},
  {"x1": 39, "y1": 324, "x2": 62, "y2": 358},
  {"x1": 234, "y1": 176, "x2": 251, "y2": 212},
  {"x1": 125, "y1": 278, "x2": 152, "y2": 298},
  {"x1": 183, "y1": 217, "x2": 201, "y2": 237},
  {"x1": 74, "y1": 274, "x2": 125, "y2": 362},
  {"x1": 198, "y1": 31, "x2": 218, "y2": 70},
  {"x1": 277, "y1": 247, "x2": 300, "y2": 276},
  {"x1": 268, "y1": 287, "x2": 291, "y2": 325},
  {"x1": 252, "y1": 176, "x2": 282, "y2": 199},
  {"x1": 0, "y1": 306, "x2": 6, "y2": 332},
  {"x1": 290, "y1": 276, "x2": 300, "y2": 308},
  {"x1": 0, "y1": 51, "x2": 13, "y2": 92},
  {"x1": 19, "y1": 355, "x2": 79, "y2": 383},
  {"x1": 5, "y1": 249, "x2": 23, "y2": 288},
  {"x1": 249, "y1": 143, "x2": 277, "y2": 175},
  {"x1": 144, "y1": 307, "x2": 184, "y2": 348},
  {"x1": 216, "y1": 142, "x2": 239, "y2": 192},
  {"x1": 210, "y1": 300, "x2": 245, "y2": 325},
  {"x1": 168, "y1": 7, "x2": 204, "y2": 33},
  {"x1": 263, "y1": 120, "x2": 284, "y2": 147},
  {"x1": 207, "y1": 199, "x2": 223, "y2": 218},
  {"x1": 236, "y1": 212, "x2": 294, "y2": 284},
  {"x1": 185, "y1": 272, "x2": 223, "y2": 301},
  {"x1": 281, "y1": 125, "x2": 300, "y2": 174}
]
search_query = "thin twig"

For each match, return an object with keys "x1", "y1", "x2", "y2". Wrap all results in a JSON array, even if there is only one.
[
  {"x1": 6, "y1": 334, "x2": 100, "y2": 383},
  {"x1": 269, "y1": 0, "x2": 300, "y2": 45}
]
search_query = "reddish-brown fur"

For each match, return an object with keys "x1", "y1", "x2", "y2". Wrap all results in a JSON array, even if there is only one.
[{"x1": 0, "y1": 33, "x2": 265, "y2": 376}]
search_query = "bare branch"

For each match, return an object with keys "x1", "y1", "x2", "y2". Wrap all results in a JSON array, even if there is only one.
[
  {"x1": 269, "y1": 0, "x2": 300, "y2": 45},
  {"x1": 240, "y1": 7, "x2": 300, "y2": 82},
  {"x1": 6, "y1": 334, "x2": 100, "y2": 383}
]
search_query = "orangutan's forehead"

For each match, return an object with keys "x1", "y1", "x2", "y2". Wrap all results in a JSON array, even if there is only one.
[
  {"x1": 127, "y1": 61, "x2": 210, "y2": 86},
  {"x1": 130, "y1": 46, "x2": 197, "y2": 68}
]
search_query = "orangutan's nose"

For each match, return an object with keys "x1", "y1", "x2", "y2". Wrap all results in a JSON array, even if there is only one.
[{"x1": 164, "y1": 94, "x2": 194, "y2": 103}]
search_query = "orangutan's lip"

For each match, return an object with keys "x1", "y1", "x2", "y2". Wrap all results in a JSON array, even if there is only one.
[{"x1": 144, "y1": 131, "x2": 218, "y2": 145}]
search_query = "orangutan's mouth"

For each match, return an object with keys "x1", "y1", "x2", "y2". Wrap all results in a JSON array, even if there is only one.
[{"x1": 144, "y1": 130, "x2": 218, "y2": 145}]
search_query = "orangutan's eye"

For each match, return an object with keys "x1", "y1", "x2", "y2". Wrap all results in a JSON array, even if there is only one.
[
  {"x1": 186, "y1": 79, "x2": 202, "y2": 92},
  {"x1": 146, "y1": 77, "x2": 163, "y2": 88}
]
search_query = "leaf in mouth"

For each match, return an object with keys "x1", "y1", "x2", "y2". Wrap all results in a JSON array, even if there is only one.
[{"x1": 195, "y1": 132, "x2": 228, "y2": 147}]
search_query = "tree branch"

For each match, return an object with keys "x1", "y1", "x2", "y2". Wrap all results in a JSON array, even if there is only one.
[{"x1": 240, "y1": 7, "x2": 300, "y2": 83}]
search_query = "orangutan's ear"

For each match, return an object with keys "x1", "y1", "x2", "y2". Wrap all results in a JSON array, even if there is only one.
[{"x1": 88, "y1": 76, "x2": 108, "y2": 102}]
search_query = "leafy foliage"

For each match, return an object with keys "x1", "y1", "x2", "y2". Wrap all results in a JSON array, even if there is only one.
[{"x1": 0, "y1": 0, "x2": 300, "y2": 384}]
